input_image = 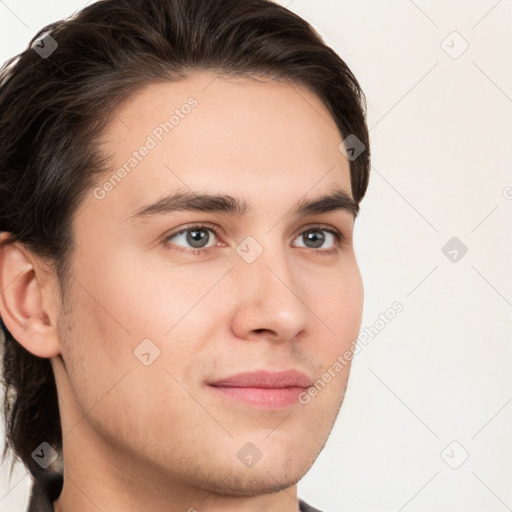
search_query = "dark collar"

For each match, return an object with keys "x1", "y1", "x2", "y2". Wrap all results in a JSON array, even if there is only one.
[{"x1": 26, "y1": 471, "x2": 322, "y2": 512}]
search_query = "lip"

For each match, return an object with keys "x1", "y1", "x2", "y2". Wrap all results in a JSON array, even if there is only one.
[
  {"x1": 208, "y1": 369, "x2": 313, "y2": 388},
  {"x1": 207, "y1": 370, "x2": 312, "y2": 410}
]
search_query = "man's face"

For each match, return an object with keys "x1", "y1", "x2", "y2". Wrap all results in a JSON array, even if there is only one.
[{"x1": 54, "y1": 71, "x2": 363, "y2": 497}]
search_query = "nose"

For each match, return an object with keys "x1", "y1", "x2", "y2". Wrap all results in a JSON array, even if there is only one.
[{"x1": 230, "y1": 244, "x2": 310, "y2": 343}]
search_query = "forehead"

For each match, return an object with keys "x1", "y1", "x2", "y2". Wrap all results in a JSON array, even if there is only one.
[{"x1": 89, "y1": 71, "x2": 352, "y2": 222}]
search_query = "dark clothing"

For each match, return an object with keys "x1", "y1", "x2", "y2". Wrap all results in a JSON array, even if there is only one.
[
  {"x1": 27, "y1": 472, "x2": 323, "y2": 512},
  {"x1": 299, "y1": 500, "x2": 323, "y2": 512},
  {"x1": 27, "y1": 472, "x2": 62, "y2": 512}
]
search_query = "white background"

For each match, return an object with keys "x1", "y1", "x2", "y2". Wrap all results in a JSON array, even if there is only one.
[{"x1": 1, "y1": 1, "x2": 511, "y2": 511}]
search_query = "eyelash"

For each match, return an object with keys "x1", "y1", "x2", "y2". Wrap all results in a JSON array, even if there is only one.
[{"x1": 162, "y1": 222, "x2": 346, "y2": 256}]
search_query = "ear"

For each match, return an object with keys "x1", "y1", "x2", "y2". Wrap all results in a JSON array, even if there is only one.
[{"x1": 0, "y1": 232, "x2": 61, "y2": 358}]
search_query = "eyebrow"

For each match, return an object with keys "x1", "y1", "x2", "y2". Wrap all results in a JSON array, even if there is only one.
[{"x1": 126, "y1": 186, "x2": 359, "y2": 222}]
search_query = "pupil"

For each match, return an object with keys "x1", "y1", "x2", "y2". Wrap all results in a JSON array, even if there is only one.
[
  {"x1": 187, "y1": 229, "x2": 209, "y2": 248},
  {"x1": 305, "y1": 229, "x2": 324, "y2": 248}
]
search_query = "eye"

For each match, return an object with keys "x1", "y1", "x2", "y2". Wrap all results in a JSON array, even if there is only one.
[
  {"x1": 163, "y1": 223, "x2": 220, "y2": 254},
  {"x1": 162, "y1": 223, "x2": 345, "y2": 256},
  {"x1": 292, "y1": 226, "x2": 343, "y2": 253}
]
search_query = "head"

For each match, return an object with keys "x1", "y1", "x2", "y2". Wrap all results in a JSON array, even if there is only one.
[{"x1": 0, "y1": 0, "x2": 370, "y2": 500}]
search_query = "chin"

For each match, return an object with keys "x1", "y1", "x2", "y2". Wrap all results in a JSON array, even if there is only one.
[{"x1": 200, "y1": 465, "x2": 305, "y2": 498}]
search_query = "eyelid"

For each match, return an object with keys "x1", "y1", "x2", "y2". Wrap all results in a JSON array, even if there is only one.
[
  {"x1": 162, "y1": 222, "x2": 222, "y2": 251},
  {"x1": 291, "y1": 223, "x2": 346, "y2": 251},
  {"x1": 292, "y1": 223, "x2": 343, "y2": 239}
]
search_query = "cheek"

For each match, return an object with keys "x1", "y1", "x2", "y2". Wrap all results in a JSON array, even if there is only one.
[
  {"x1": 118, "y1": 259, "x2": 231, "y2": 341},
  {"x1": 309, "y1": 259, "x2": 363, "y2": 350},
  {"x1": 71, "y1": 253, "x2": 232, "y2": 381},
  {"x1": 57, "y1": 266, "x2": 203, "y2": 438},
  {"x1": 72, "y1": 245, "x2": 216, "y2": 332}
]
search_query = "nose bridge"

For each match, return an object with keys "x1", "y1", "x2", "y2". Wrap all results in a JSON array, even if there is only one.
[{"x1": 235, "y1": 233, "x2": 294, "y2": 294}]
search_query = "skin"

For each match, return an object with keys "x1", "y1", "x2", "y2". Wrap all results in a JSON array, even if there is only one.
[{"x1": 0, "y1": 71, "x2": 363, "y2": 512}]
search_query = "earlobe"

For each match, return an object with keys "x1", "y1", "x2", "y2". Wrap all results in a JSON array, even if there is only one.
[{"x1": 0, "y1": 233, "x2": 61, "y2": 358}]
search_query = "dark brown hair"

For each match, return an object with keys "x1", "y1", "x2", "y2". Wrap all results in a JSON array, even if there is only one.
[{"x1": 0, "y1": 0, "x2": 370, "y2": 478}]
